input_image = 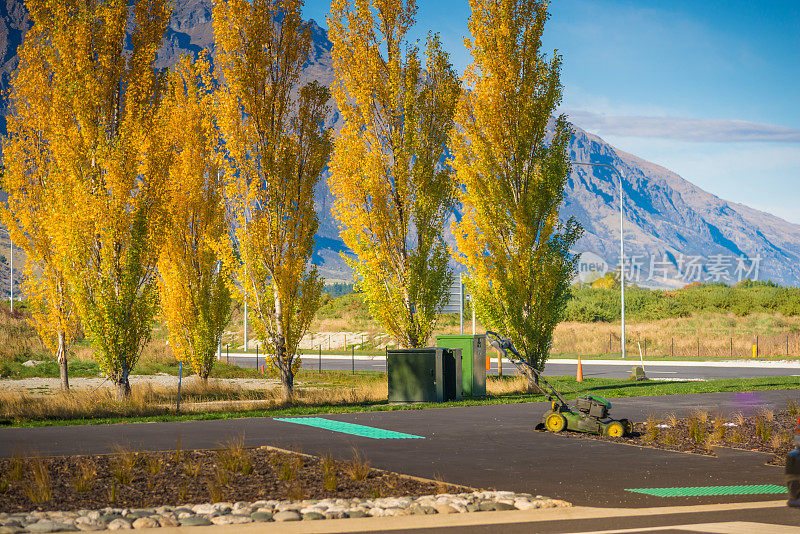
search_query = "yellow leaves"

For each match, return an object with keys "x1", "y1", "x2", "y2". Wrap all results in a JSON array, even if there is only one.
[
  {"x1": 157, "y1": 54, "x2": 231, "y2": 380},
  {"x1": 215, "y1": 0, "x2": 329, "y2": 398},
  {"x1": 5, "y1": 0, "x2": 175, "y2": 389},
  {"x1": 329, "y1": 0, "x2": 460, "y2": 348},
  {"x1": 451, "y1": 0, "x2": 580, "y2": 371}
]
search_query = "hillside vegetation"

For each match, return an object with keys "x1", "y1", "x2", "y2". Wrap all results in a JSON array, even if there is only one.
[
  {"x1": 3, "y1": 280, "x2": 800, "y2": 373},
  {"x1": 564, "y1": 279, "x2": 800, "y2": 322}
]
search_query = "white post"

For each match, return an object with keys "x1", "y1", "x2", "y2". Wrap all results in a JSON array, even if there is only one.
[
  {"x1": 459, "y1": 274, "x2": 464, "y2": 335},
  {"x1": 619, "y1": 171, "x2": 625, "y2": 359},
  {"x1": 471, "y1": 296, "x2": 476, "y2": 335},
  {"x1": 244, "y1": 299, "x2": 248, "y2": 351}
]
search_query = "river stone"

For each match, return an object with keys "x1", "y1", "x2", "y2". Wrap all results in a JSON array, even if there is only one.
[
  {"x1": 478, "y1": 501, "x2": 497, "y2": 512},
  {"x1": 156, "y1": 516, "x2": 178, "y2": 528},
  {"x1": 192, "y1": 505, "x2": 215, "y2": 515},
  {"x1": 0, "y1": 526, "x2": 24, "y2": 534},
  {"x1": 105, "y1": 519, "x2": 132, "y2": 530},
  {"x1": 131, "y1": 517, "x2": 158, "y2": 529},
  {"x1": 250, "y1": 512, "x2": 273, "y2": 522},
  {"x1": 75, "y1": 524, "x2": 104, "y2": 532},
  {"x1": 466, "y1": 503, "x2": 480, "y2": 512},
  {"x1": 179, "y1": 516, "x2": 212, "y2": 526},
  {"x1": 211, "y1": 515, "x2": 252, "y2": 525},
  {"x1": 273, "y1": 510, "x2": 301, "y2": 522},
  {"x1": 302, "y1": 512, "x2": 325, "y2": 521},
  {"x1": 492, "y1": 502, "x2": 517, "y2": 511},
  {"x1": 100, "y1": 514, "x2": 124, "y2": 525},
  {"x1": 30, "y1": 521, "x2": 77, "y2": 533},
  {"x1": 345, "y1": 510, "x2": 367, "y2": 518},
  {"x1": 433, "y1": 504, "x2": 456, "y2": 515}
]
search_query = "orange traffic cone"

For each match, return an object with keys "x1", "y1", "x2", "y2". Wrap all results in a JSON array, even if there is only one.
[{"x1": 576, "y1": 355, "x2": 584, "y2": 382}]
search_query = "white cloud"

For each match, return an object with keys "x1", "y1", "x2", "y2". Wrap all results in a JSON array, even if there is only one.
[
  {"x1": 566, "y1": 110, "x2": 800, "y2": 143},
  {"x1": 594, "y1": 135, "x2": 800, "y2": 225}
]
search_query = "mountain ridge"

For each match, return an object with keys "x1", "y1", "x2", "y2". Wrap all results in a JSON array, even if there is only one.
[{"x1": 0, "y1": 0, "x2": 797, "y2": 288}]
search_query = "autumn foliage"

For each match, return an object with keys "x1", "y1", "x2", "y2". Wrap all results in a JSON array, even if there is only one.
[
  {"x1": 158, "y1": 54, "x2": 232, "y2": 382},
  {"x1": 214, "y1": 0, "x2": 331, "y2": 400},
  {"x1": 1, "y1": 23, "x2": 79, "y2": 391},
  {"x1": 328, "y1": 0, "x2": 461, "y2": 348},
  {"x1": 451, "y1": 0, "x2": 581, "y2": 380},
  {"x1": 9, "y1": 0, "x2": 173, "y2": 399}
]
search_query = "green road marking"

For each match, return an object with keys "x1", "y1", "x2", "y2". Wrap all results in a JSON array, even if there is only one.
[
  {"x1": 273, "y1": 417, "x2": 425, "y2": 439},
  {"x1": 626, "y1": 484, "x2": 785, "y2": 497}
]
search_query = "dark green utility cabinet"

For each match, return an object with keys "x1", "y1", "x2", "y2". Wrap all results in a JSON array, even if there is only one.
[
  {"x1": 387, "y1": 348, "x2": 462, "y2": 403},
  {"x1": 436, "y1": 334, "x2": 486, "y2": 397}
]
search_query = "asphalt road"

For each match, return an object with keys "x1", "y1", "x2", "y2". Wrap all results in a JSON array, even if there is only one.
[
  {"x1": 223, "y1": 353, "x2": 800, "y2": 380},
  {"x1": 3, "y1": 390, "x2": 799, "y2": 511}
]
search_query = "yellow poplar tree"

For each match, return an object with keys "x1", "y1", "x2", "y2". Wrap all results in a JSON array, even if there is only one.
[
  {"x1": 25, "y1": 0, "x2": 172, "y2": 399},
  {"x1": 1, "y1": 27, "x2": 80, "y2": 391},
  {"x1": 158, "y1": 54, "x2": 231, "y2": 384},
  {"x1": 328, "y1": 0, "x2": 461, "y2": 348},
  {"x1": 214, "y1": 0, "x2": 331, "y2": 401},
  {"x1": 451, "y1": 0, "x2": 582, "y2": 385}
]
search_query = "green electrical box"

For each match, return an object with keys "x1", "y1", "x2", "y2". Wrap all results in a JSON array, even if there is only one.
[
  {"x1": 436, "y1": 334, "x2": 486, "y2": 397},
  {"x1": 387, "y1": 348, "x2": 462, "y2": 403}
]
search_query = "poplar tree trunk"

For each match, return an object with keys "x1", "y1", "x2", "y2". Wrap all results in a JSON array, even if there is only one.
[
  {"x1": 274, "y1": 292, "x2": 293, "y2": 402},
  {"x1": 279, "y1": 360, "x2": 293, "y2": 402},
  {"x1": 116, "y1": 367, "x2": 131, "y2": 400},
  {"x1": 56, "y1": 331, "x2": 69, "y2": 391}
]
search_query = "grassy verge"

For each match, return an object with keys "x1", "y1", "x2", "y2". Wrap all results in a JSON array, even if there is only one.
[{"x1": 2, "y1": 374, "x2": 798, "y2": 428}]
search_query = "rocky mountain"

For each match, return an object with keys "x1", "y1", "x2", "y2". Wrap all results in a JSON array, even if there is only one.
[{"x1": 0, "y1": 0, "x2": 798, "y2": 291}]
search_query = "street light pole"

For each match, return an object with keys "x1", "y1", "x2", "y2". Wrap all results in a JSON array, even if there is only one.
[{"x1": 570, "y1": 162, "x2": 626, "y2": 359}]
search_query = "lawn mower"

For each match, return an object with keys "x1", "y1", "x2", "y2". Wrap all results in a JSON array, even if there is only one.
[{"x1": 486, "y1": 331, "x2": 632, "y2": 437}]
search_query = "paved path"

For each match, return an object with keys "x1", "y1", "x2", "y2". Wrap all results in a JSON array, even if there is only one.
[
  {"x1": 2, "y1": 390, "x2": 799, "y2": 511},
  {"x1": 225, "y1": 352, "x2": 800, "y2": 380},
  {"x1": 128, "y1": 502, "x2": 800, "y2": 533}
]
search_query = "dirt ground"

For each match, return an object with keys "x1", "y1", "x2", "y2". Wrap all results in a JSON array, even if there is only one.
[
  {"x1": 564, "y1": 407, "x2": 798, "y2": 464},
  {"x1": 0, "y1": 446, "x2": 459, "y2": 513}
]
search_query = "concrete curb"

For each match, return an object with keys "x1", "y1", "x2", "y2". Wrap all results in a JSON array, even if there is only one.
[{"x1": 143, "y1": 500, "x2": 787, "y2": 533}]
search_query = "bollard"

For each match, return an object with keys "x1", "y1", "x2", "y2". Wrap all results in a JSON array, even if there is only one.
[
  {"x1": 576, "y1": 355, "x2": 583, "y2": 382},
  {"x1": 351, "y1": 346, "x2": 355, "y2": 374},
  {"x1": 786, "y1": 415, "x2": 800, "y2": 507}
]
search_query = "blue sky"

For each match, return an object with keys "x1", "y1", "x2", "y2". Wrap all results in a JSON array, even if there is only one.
[{"x1": 303, "y1": 0, "x2": 800, "y2": 223}]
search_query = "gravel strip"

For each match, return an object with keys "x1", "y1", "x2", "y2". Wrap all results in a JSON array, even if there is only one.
[{"x1": 0, "y1": 492, "x2": 570, "y2": 531}]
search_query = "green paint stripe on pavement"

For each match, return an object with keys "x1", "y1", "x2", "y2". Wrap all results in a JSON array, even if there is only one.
[
  {"x1": 273, "y1": 417, "x2": 425, "y2": 439},
  {"x1": 625, "y1": 484, "x2": 785, "y2": 497}
]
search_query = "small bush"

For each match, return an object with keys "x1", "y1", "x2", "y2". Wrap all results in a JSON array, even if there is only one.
[
  {"x1": 343, "y1": 448, "x2": 371, "y2": 481},
  {"x1": 24, "y1": 457, "x2": 51, "y2": 504},
  {"x1": 111, "y1": 446, "x2": 137, "y2": 484},
  {"x1": 73, "y1": 460, "x2": 98, "y2": 492},
  {"x1": 320, "y1": 454, "x2": 337, "y2": 492}
]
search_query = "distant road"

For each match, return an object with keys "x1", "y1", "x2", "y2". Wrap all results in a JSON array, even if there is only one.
[{"x1": 221, "y1": 352, "x2": 800, "y2": 380}]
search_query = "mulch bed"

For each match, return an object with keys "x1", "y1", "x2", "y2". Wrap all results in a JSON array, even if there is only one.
[
  {"x1": 0, "y1": 446, "x2": 459, "y2": 513},
  {"x1": 556, "y1": 407, "x2": 798, "y2": 465}
]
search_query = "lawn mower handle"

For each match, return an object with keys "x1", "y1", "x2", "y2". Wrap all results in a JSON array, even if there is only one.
[{"x1": 485, "y1": 331, "x2": 570, "y2": 409}]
